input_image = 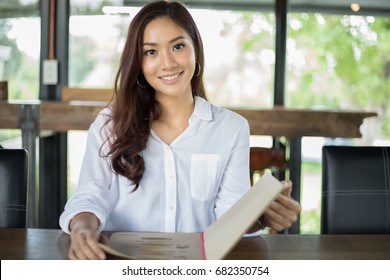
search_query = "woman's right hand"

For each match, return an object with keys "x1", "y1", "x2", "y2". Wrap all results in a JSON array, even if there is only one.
[{"x1": 68, "y1": 212, "x2": 106, "y2": 260}]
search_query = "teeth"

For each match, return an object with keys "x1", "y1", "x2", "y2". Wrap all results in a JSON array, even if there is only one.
[{"x1": 161, "y1": 73, "x2": 179, "y2": 81}]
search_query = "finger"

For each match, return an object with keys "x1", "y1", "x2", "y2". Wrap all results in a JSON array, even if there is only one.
[
  {"x1": 69, "y1": 235, "x2": 88, "y2": 260},
  {"x1": 275, "y1": 194, "x2": 301, "y2": 213},
  {"x1": 267, "y1": 200, "x2": 299, "y2": 225},
  {"x1": 99, "y1": 234, "x2": 109, "y2": 245},
  {"x1": 74, "y1": 244, "x2": 100, "y2": 260},
  {"x1": 69, "y1": 243, "x2": 90, "y2": 260},
  {"x1": 264, "y1": 204, "x2": 288, "y2": 226},
  {"x1": 70, "y1": 231, "x2": 104, "y2": 260},
  {"x1": 78, "y1": 234, "x2": 104, "y2": 260},
  {"x1": 281, "y1": 180, "x2": 292, "y2": 196},
  {"x1": 87, "y1": 235, "x2": 106, "y2": 259},
  {"x1": 68, "y1": 249, "x2": 77, "y2": 260},
  {"x1": 263, "y1": 207, "x2": 288, "y2": 232}
]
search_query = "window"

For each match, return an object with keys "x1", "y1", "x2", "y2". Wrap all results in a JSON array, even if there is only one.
[
  {"x1": 287, "y1": 13, "x2": 389, "y2": 142},
  {"x1": 69, "y1": 2, "x2": 276, "y2": 108},
  {"x1": 286, "y1": 13, "x2": 390, "y2": 233},
  {"x1": 0, "y1": 0, "x2": 40, "y2": 147},
  {"x1": 0, "y1": 0, "x2": 40, "y2": 100}
]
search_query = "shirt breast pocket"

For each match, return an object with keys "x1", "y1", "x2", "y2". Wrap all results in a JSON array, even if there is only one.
[{"x1": 190, "y1": 154, "x2": 220, "y2": 201}]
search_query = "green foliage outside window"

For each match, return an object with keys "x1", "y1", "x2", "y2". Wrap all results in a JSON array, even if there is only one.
[{"x1": 237, "y1": 13, "x2": 390, "y2": 138}]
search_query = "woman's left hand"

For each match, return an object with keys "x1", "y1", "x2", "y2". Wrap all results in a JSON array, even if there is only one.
[{"x1": 263, "y1": 180, "x2": 301, "y2": 232}]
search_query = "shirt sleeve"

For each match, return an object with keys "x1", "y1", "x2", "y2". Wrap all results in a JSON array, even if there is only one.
[
  {"x1": 214, "y1": 115, "x2": 251, "y2": 219},
  {"x1": 59, "y1": 110, "x2": 116, "y2": 234}
]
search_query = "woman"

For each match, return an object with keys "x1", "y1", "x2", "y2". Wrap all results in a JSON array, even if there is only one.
[{"x1": 60, "y1": 0, "x2": 300, "y2": 260}]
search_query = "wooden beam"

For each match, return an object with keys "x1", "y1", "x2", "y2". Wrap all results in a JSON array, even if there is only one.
[
  {"x1": 232, "y1": 107, "x2": 377, "y2": 138},
  {"x1": 0, "y1": 101, "x2": 377, "y2": 138},
  {"x1": 61, "y1": 87, "x2": 113, "y2": 102}
]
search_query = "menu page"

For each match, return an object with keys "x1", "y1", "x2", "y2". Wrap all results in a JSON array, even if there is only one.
[
  {"x1": 99, "y1": 232, "x2": 203, "y2": 260},
  {"x1": 203, "y1": 173, "x2": 285, "y2": 260}
]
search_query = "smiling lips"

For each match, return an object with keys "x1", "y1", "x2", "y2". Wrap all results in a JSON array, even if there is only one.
[{"x1": 160, "y1": 72, "x2": 183, "y2": 82}]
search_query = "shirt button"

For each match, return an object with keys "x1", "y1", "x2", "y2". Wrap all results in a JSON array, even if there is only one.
[{"x1": 169, "y1": 206, "x2": 174, "y2": 210}]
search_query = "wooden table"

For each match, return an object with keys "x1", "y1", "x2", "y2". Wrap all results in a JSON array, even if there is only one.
[
  {"x1": 0, "y1": 228, "x2": 389, "y2": 260},
  {"x1": 0, "y1": 100, "x2": 377, "y2": 136},
  {"x1": 0, "y1": 100, "x2": 378, "y2": 229}
]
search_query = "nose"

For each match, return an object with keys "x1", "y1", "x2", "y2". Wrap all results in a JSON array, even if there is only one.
[{"x1": 161, "y1": 51, "x2": 177, "y2": 69}]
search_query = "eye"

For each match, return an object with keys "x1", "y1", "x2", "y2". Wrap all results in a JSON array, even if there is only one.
[
  {"x1": 144, "y1": 49, "x2": 157, "y2": 56},
  {"x1": 173, "y1": 43, "x2": 185, "y2": 51}
]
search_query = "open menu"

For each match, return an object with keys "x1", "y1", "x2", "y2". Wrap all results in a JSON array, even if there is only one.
[{"x1": 99, "y1": 172, "x2": 285, "y2": 260}]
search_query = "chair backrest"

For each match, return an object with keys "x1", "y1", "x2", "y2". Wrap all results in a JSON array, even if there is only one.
[
  {"x1": 249, "y1": 147, "x2": 286, "y2": 185},
  {"x1": 0, "y1": 148, "x2": 28, "y2": 228},
  {"x1": 321, "y1": 145, "x2": 390, "y2": 234}
]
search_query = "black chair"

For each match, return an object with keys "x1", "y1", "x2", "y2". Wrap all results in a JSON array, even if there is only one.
[
  {"x1": 321, "y1": 146, "x2": 390, "y2": 234},
  {"x1": 0, "y1": 148, "x2": 28, "y2": 228}
]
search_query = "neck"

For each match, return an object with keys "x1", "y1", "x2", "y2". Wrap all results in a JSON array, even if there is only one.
[
  {"x1": 157, "y1": 94, "x2": 195, "y2": 123},
  {"x1": 152, "y1": 94, "x2": 195, "y2": 145}
]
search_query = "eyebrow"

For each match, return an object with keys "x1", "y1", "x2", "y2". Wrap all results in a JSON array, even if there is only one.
[{"x1": 142, "y1": 36, "x2": 187, "y2": 47}]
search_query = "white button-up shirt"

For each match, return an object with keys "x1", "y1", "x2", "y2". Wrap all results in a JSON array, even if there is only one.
[{"x1": 59, "y1": 96, "x2": 250, "y2": 233}]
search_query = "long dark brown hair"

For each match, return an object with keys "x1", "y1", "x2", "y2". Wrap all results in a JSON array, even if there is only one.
[{"x1": 104, "y1": 0, "x2": 207, "y2": 190}]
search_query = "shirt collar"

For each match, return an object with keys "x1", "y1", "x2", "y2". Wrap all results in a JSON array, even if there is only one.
[{"x1": 190, "y1": 96, "x2": 213, "y2": 124}]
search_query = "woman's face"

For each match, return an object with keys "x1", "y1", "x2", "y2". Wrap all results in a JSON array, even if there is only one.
[{"x1": 141, "y1": 17, "x2": 196, "y2": 99}]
